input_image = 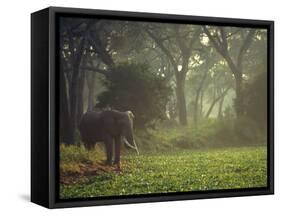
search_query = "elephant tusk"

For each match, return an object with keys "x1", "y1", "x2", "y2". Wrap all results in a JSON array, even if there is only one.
[
  {"x1": 123, "y1": 137, "x2": 139, "y2": 155},
  {"x1": 133, "y1": 140, "x2": 139, "y2": 155}
]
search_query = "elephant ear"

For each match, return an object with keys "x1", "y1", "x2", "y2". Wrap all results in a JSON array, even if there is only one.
[
  {"x1": 126, "y1": 110, "x2": 135, "y2": 120},
  {"x1": 125, "y1": 110, "x2": 135, "y2": 129}
]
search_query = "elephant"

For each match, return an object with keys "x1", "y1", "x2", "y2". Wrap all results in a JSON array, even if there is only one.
[{"x1": 78, "y1": 110, "x2": 139, "y2": 168}]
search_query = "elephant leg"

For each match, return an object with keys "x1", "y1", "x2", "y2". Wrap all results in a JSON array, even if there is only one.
[
  {"x1": 114, "y1": 137, "x2": 121, "y2": 169},
  {"x1": 104, "y1": 137, "x2": 113, "y2": 165}
]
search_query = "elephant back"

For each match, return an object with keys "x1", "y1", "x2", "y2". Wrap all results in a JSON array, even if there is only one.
[{"x1": 79, "y1": 111, "x2": 103, "y2": 143}]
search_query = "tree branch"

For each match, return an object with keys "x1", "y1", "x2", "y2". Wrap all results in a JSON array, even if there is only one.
[
  {"x1": 203, "y1": 26, "x2": 223, "y2": 55},
  {"x1": 205, "y1": 86, "x2": 231, "y2": 118},
  {"x1": 88, "y1": 29, "x2": 115, "y2": 68},
  {"x1": 80, "y1": 66, "x2": 110, "y2": 77},
  {"x1": 145, "y1": 28, "x2": 179, "y2": 73},
  {"x1": 203, "y1": 26, "x2": 238, "y2": 75},
  {"x1": 219, "y1": 27, "x2": 228, "y2": 52},
  {"x1": 237, "y1": 29, "x2": 256, "y2": 71},
  {"x1": 189, "y1": 28, "x2": 201, "y2": 48}
]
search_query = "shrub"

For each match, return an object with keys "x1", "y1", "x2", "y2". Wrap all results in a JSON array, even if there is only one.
[
  {"x1": 96, "y1": 63, "x2": 172, "y2": 129},
  {"x1": 60, "y1": 143, "x2": 105, "y2": 173},
  {"x1": 134, "y1": 118, "x2": 266, "y2": 152}
]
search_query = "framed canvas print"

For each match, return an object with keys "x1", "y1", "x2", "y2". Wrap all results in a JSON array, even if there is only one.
[{"x1": 31, "y1": 7, "x2": 274, "y2": 208}]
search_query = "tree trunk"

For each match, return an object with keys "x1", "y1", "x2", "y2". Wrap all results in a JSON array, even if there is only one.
[
  {"x1": 68, "y1": 64, "x2": 79, "y2": 144},
  {"x1": 217, "y1": 96, "x2": 225, "y2": 119},
  {"x1": 193, "y1": 64, "x2": 208, "y2": 124},
  {"x1": 77, "y1": 68, "x2": 86, "y2": 124},
  {"x1": 193, "y1": 90, "x2": 200, "y2": 125},
  {"x1": 87, "y1": 71, "x2": 96, "y2": 111},
  {"x1": 60, "y1": 70, "x2": 72, "y2": 144},
  {"x1": 199, "y1": 90, "x2": 204, "y2": 119},
  {"x1": 66, "y1": 31, "x2": 87, "y2": 144},
  {"x1": 68, "y1": 52, "x2": 85, "y2": 144},
  {"x1": 235, "y1": 75, "x2": 244, "y2": 118},
  {"x1": 175, "y1": 74, "x2": 187, "y2": 126}
]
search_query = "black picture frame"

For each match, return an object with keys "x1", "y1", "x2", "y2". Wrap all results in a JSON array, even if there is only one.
[{"x1": 31, "y1": 6, "x2": 274, "y2": 209}]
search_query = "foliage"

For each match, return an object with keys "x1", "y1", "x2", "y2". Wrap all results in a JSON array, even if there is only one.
[
  {"x1": 243, "y1": 72, "x2": 267, "y2": 133},
  {"x1": 133, "y1": 118, "x2": 266, "y2": 153},
  {"x1": 96, "y1": 63, "x2": 172, "y2": 128},
  {"x1": 60, "y1": 143, "x2": 105, "y2": 174},
  {"x1": 60, "y1": 146, "x2": 267, "y2": 199}
]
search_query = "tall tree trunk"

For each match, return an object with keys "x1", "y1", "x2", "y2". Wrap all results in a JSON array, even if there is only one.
[
  {"x1": 77, "y1": 68, "x2": 86, "y2": 124},
  {"x1": 193, "y1": 91, "x2": 200, "y2": 124},
  {"x1": 68, "y1": 64, "x2": 80, "y2": 144},
  {"x1": 193, "y1": 62, "x2": 208, "y2": 124},
  {"x1": 199, "y1": 90, "x2": 204, "y2": 119},
  {"x1": 67, "y1": 30, "x2": 87, "y2": 144},
  {"x1": 60, "y1": 69, "x2": 72, "y2": 144},
  {"x1": 87, "y1": 71, "x2": 96, "y2": 111},
  {"x1": 176, "y1": 74, "x2": 187, "y2": 126},
  {"x1": 217, "y1": 96, "x2": 225, "y2": 119},
  {"x1": 235, "y1": 75, "x2": 244, "y2": 118},
  {"x1": 68, "y1": 53, "x2": 85, "y2": 144}
]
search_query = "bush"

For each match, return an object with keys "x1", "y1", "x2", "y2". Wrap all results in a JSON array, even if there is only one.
[
  {"x1": 60, "y1": 143, "x2": 105, "y2": 173},
  {"x1": 134, "y1": 118, "x2": 266, "y2": 152},
  {"x1": 243, "y1": 72, "x2": 267, "y2": 134},
  {"x1": 96, "y1": 63, "x2": 172, "y2": 129}
]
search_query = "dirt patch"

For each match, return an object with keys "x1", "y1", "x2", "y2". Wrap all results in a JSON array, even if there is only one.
[{"x1": 60, "y1": 160, "x2": 122, "y2": 185}]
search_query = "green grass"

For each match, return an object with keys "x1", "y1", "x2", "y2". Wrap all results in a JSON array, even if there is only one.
[{"x1": 60, "y1": 146, "x2": 267, "y2": 199}]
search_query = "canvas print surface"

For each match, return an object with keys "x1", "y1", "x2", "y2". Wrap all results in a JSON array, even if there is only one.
[{"x1": 58, "y1": 16, "x2": 268, "y2": 200}]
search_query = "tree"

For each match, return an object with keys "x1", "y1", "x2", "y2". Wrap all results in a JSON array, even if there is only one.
[
  {"x1": 203, "y1": 26, "x2": 256, "y2": 117},
  {"x1": 60, "y1": 19, "x2": 117, "y2": 144},
  {"x1": 244, "y1": 69, "x2": 267, "y2": 132},
  {"x1": 187, "y1": 43, "x2": 220, "y2": 124},
  {"x1": 96, "y1": 63, "x2": 172, "y2": 128},
  {"x1": 59, "y1": 18, "x2": 90, "y2": 144},
  {"x1": 145, "y1": 24, "x2": 201, "y2": 125},
  {"x1": 204, "y1": 86, "x2": 231, "y2": 118}
]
